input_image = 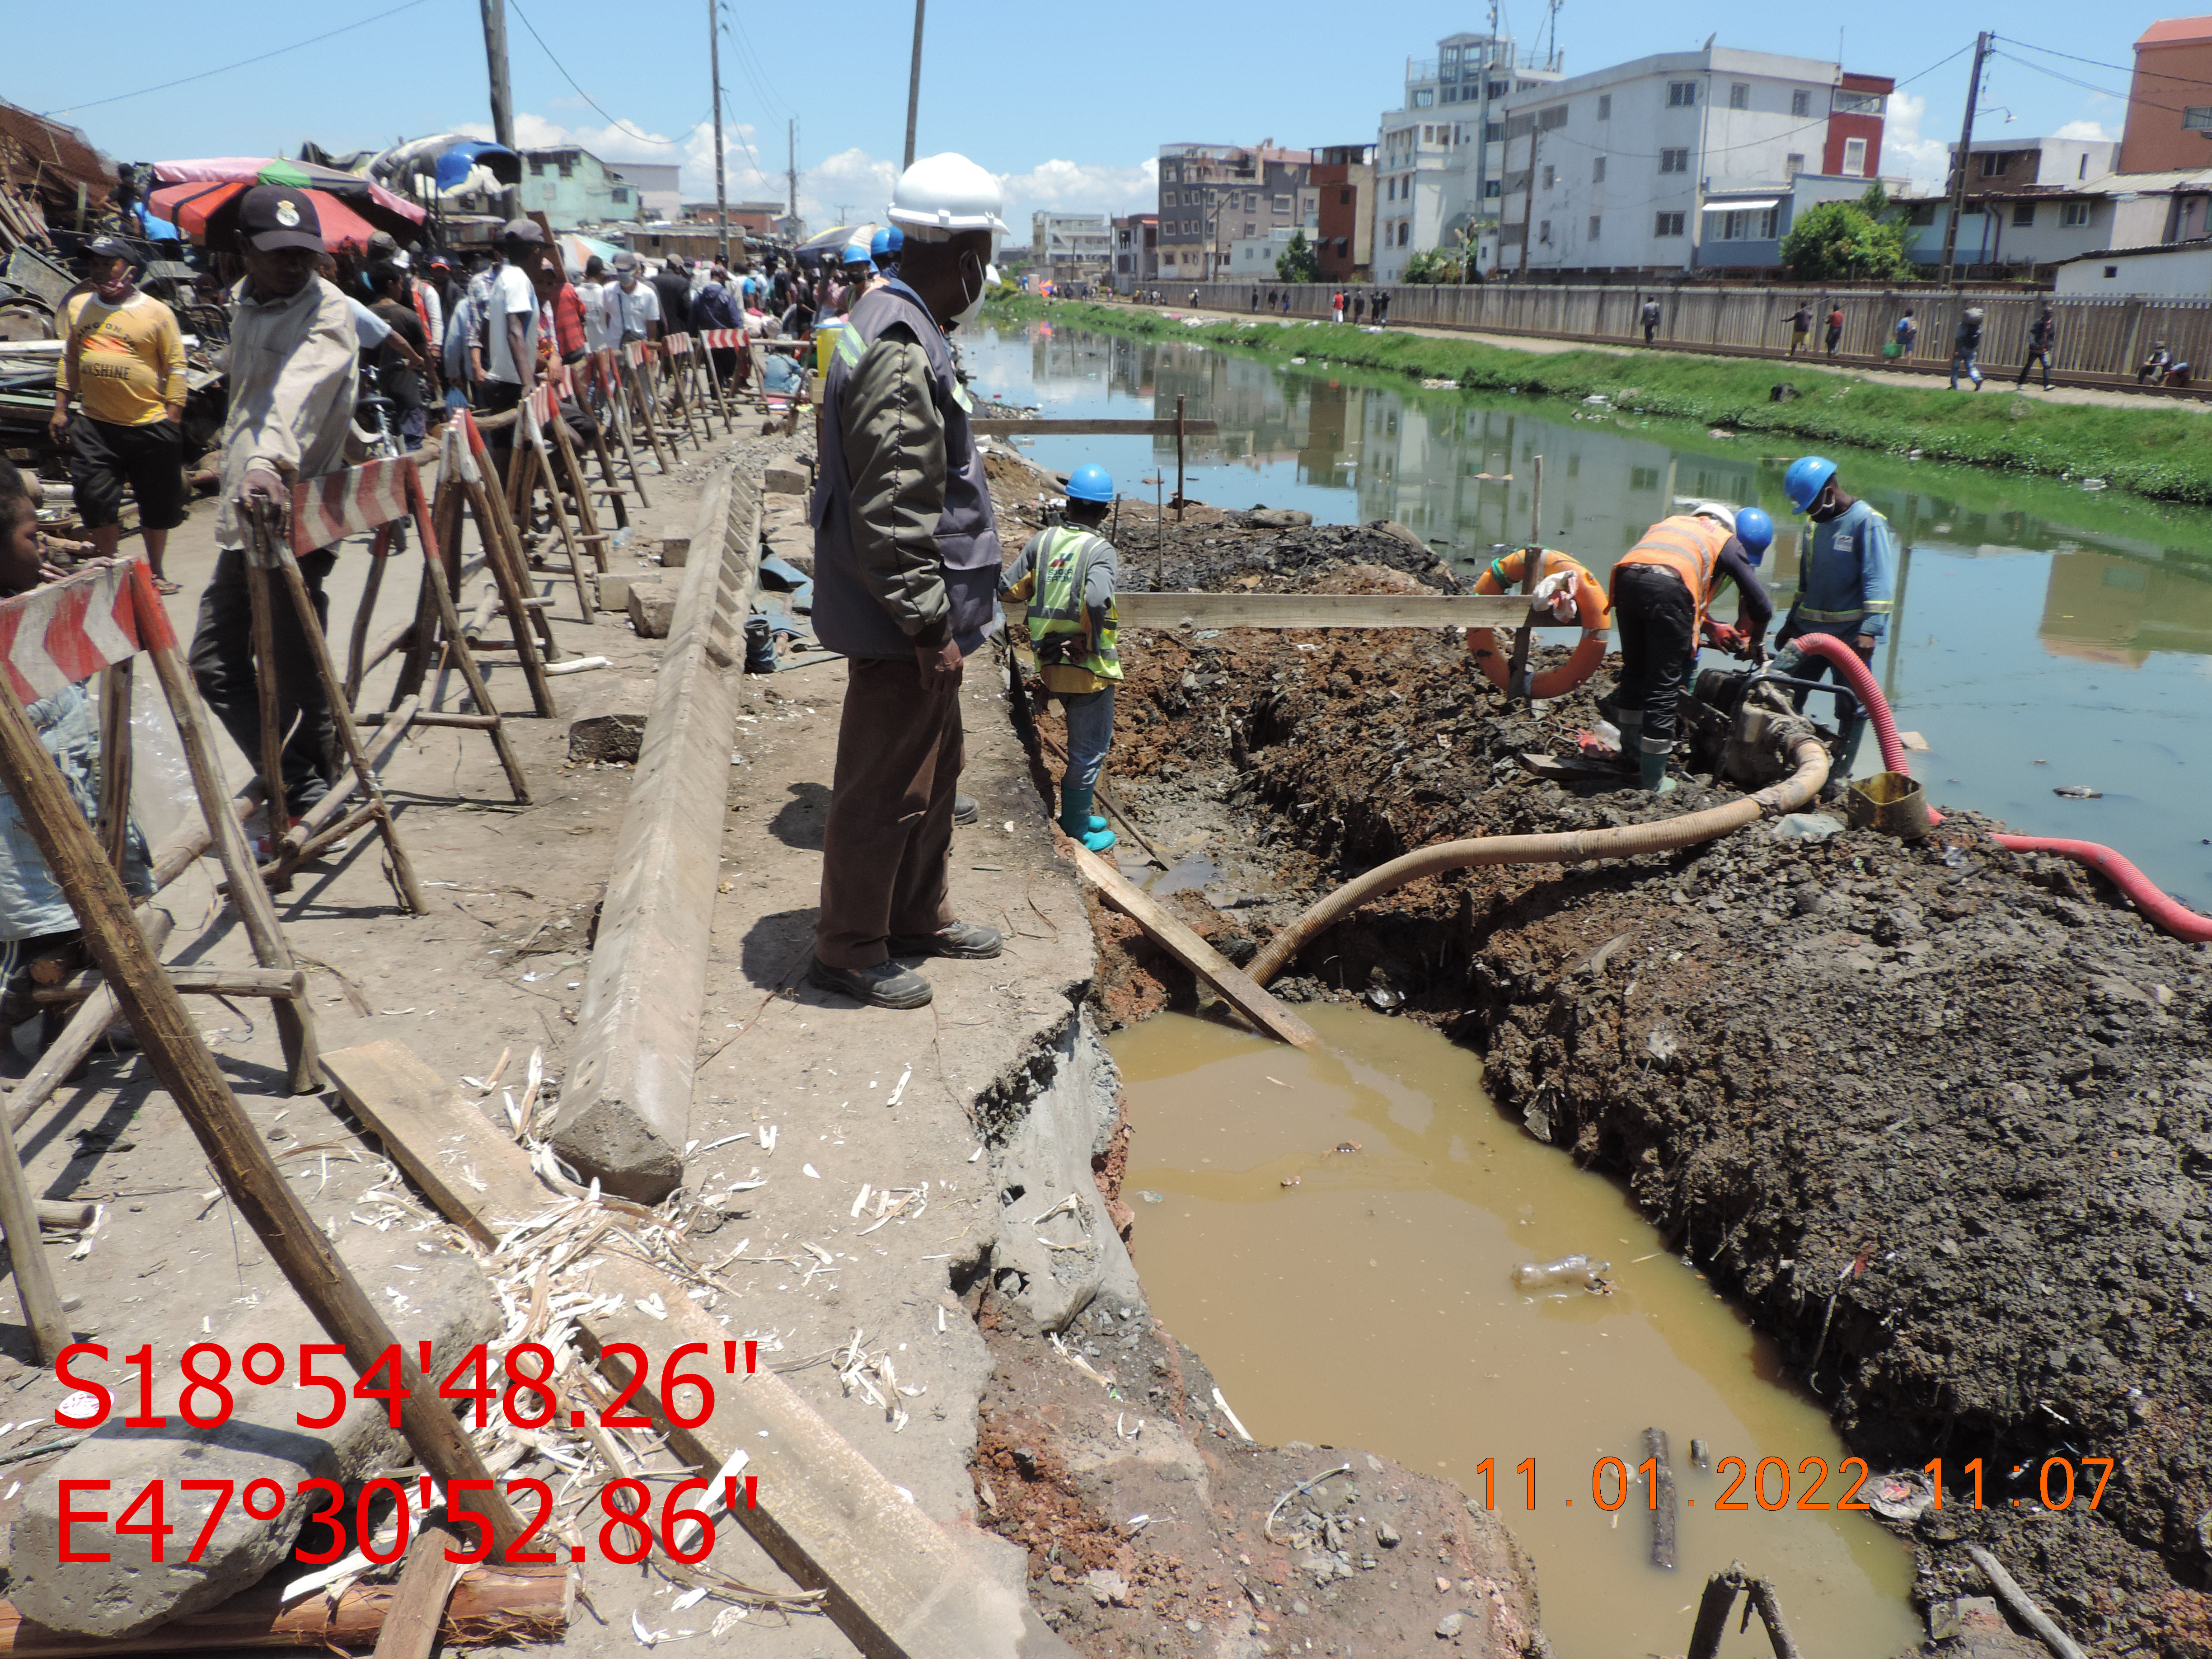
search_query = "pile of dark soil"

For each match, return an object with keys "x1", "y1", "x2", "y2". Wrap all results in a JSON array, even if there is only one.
[{"x1": 1085, "y1": 610, "x2": 2212, "y2": 1657}]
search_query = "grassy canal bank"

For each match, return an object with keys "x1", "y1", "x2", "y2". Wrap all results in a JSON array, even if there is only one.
[{"x1": 986, "y1": 294, "x2": 2212, "y2": 507}]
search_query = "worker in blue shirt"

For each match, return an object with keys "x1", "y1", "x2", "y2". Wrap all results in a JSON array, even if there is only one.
[{"x1": 1773, "y1": 455, "x2": 1896, "y2": 771}]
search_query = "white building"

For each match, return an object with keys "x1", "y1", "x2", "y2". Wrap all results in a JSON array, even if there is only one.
[
  {"x1": 1032, "y1": 211, "x2": 1113, "y2": 281},
  {"x1": 1229, "y1": 227, "x2": 1298, "y2": 278},
  {"x1": 1490, "y1": 47, "x2": 1896, "y2": 276},
  {"x1": 2054, "y1": 241, "x2": 2212, "y2": 296},
  {"x1": 1372, "y1": 32, "x2": 1565, "y2": 282},
  {"x1": 1899, "y1": 137, "x2": 2123, "y2": 273}
]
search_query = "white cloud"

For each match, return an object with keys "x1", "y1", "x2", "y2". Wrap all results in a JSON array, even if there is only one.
[
  {"x1": 460, "y1": 112, "x2": 787, "y2": 205},
  {"x1": 2053, "y1": 118, "x2": 2118, "y2": 142},
  {"x1": 1882, "y1": 89, "x2": 1951, "y2": 190}
]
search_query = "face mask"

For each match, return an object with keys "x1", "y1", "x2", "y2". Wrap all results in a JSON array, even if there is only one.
[{"x1": 950, "y1": 257, "x2": 994, "y2": 330}]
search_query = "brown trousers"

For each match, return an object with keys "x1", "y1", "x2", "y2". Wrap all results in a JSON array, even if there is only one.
[{"x1": 814, "y1": 655, "x2": 963, "y2": 969}]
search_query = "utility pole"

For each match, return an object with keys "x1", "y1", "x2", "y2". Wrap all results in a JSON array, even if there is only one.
[
  {"x1": 1939, "y1": 31, "x2": 1992, "y2": 288},
  {"x1": 903, "y1": 0, "x2": 926, "y2": 169},
  {"x1": 478, "y1": 0, "x2": 518, "y2": 218},
  {"x1": 1517, "y1": 120, "x2": 1538, "y2": 277},
  {"x1": 787, "y1": 118, "x2": 798, "y2": 234},
  {"x1": 708, "y1": 0, "x2": 728, "y2": 263}
]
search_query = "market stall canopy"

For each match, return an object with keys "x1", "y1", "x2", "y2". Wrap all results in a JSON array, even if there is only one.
[
  {"x1": 556, "y1": 231, "x2": 624, "y2": 276},
  {"x1": 369, "y1": 135, "x2": 522, "y2": 201},
  {"x1": 149, "y1": 181, "x2": 394, "y2": 253},
  {"x1": 151, "y1": 158, "x2": 425, "y2": 226},
  {"x1": 794, "y1": 222, "x2": 881, "y2": 267}
]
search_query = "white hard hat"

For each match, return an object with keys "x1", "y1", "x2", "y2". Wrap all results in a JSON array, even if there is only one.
[
  {"x1": 1685, "y1": 500, "x2": 1737, "y2": 533},
  {"x1": 886, "y1": 153, "x2": 1009, "y2": 239}
]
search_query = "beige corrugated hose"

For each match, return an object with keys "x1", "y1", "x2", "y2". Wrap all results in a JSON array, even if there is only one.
[{"x1": 1246, "y1": 738, "x2": 1832, "y2": 987}]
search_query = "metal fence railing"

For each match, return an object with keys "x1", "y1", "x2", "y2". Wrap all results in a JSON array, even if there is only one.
[{"x1": 1165, "y1": 281, "x2": 2212, "y2": 393}]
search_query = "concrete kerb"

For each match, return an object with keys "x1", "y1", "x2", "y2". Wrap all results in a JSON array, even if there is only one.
[{"x1": 550, "y1": 459, "x2": 760, "y2": 1199}]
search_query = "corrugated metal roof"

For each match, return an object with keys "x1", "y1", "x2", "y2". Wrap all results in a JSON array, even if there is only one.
[{"x1": 0, "y1": 101, "x2": 111, "y2": 206}]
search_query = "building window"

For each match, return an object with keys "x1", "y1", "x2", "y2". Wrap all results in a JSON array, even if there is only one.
[
  {"x1": 1978, "y1": 152, "x2": 2006, "y2": 178},
  {"x1": 1791, "y1": 89, "x2": 1812, "y2": 117},
  {"x1": 1486, "y1": 120, "x2": 1504, "y2": 143},
  {"x1": 1274, "y1": 194, "x2": 1290, "y2": 212},
  {"x1": 1398, "y1": 221, "x2": 1410, "y2": 246},
  {"x1": 2012, "y1": 201, "x2": 2036, "y2": 226},
  {"x1": 530, "y1": 158, "x2": 546, "y2": 175},
  {"x1": 2186, "y1": 107, "x2": 2212, "y2": 130},
  {"x1": 1339, "y1": 188, "x2": 1352, "y2": 204},
  {"x1": 1729, "y1": 82, "x2": 1750, "y2": 110},
  {"x1": 1541, "y1": 164, "x2": 1554, "y2": 190},
  {"x1": 1832, "y1": 89, "x2": 1886, "y2": 116},
  {"x1": 1414, "y1": 89, "x2": 1434, "y2": 106},
  {"x1": 1162, "y1": 166, "x2": 1176, "y2": 183},
  {"x1": 1719, "y1": 207, "x2": 1777, "y2": 239},
  {"x1": 558, "y1": 158, "x2": 574, "y2": 178},
  {"x1": 1655, "y1": 211, "x2": 1686, "y2": 237},
  {"x1": 1786, "y1": 153, "x2": 1805, "y2": 178},
  {"x1": 2103, "y1": 264, "x2": 2118, "y2": 277},
  {"x1": 1588, "y1": 215, "x2": 1602, "y2": 240},
  {"x1": 1484, "y1": 179, "x2": 1502, "y2": 198},
  {"x1": 1244, "y1": 222, "x2": 1256, "y2": 237},
  {"x1": 1538, "y1": 219, "x2": 1551, "y2": 244},
  {"x1": 1842, "y1": 136, "x2": 1867, "y2": 177},
  {"x1": 2062, "y1": 200, "x2": 2092, "y2": 226},
  {"x1": 1422, "y1": 125, "x2": 1435, "y2": 142},
  {"x1": 1668, "y1": 80, "x2": 1698, "y2": 107},
  {"x1": 1659, "y1": 148, "x2": 1689, "y2": 174},
  {"x1": 611, "y1": 186, "x2": 628, "y2": 203},
  {"x1": 1598, "y1": 94, "x2": 1611, "y2": 119},
  {"x1": 1592, "y1": 156, "x2": 1606, "y2": 183}
]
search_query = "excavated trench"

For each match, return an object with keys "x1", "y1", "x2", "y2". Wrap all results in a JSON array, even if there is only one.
[{"x1": 1007, "y1": 496, "x2": 2212, "y2": 1658}]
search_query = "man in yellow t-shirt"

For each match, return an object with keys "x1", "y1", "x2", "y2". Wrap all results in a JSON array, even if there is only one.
[{"x1": 47, "y1": 235, "x2": 188, "y2": 592}]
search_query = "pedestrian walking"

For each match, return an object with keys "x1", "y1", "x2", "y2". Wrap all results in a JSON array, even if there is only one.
[
  {"x1": 1824, "y1": 304, "x2": 1844, "y2": 357},
  {"x1": 1787, "y1": 303, "x2": 1811, "y2": 356},
  {"x1": 192, "y1": 185, "x2": 357, "y2": 817},
  {"x1": 2017, "y1": 305, "x2": 2056, "y2": 390},
  {"x1": 1892, "y1": 308, "x2": 1917, "y2": 359},
  {"x1": 1332, "y1": 290, "x2": 1345, "y2": 323},
  {"x1": 1373, "y1": 288, "x2": 1390, "y2": 326},
  {"x1": 47, "y1": 234, "x2": 188, "y2": 594},
  {"x1": 1640, "y1": 295, "x2": 1660, "y2": 345},
  {"x1": 808, "y1": 153, "x2": 1010, "y2": 1010},
  {"x1": 1950, "y1": 305, "x2": 1985, "y2": 390}
]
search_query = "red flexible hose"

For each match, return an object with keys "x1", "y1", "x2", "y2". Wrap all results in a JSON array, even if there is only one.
[
  {"x1": 1991, "y1": 834, "x2": 2212, "y2": 942},
  {"x1": 1788, "y1": 633, "x2": 1945, "y2": 826}
]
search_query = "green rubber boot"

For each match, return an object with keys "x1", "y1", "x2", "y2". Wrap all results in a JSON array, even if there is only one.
[
  {"x1": 1059, "y1": 783, "x2": 1117, "y2": 852},
  {"x1": 1613, "y1": 711, "x2": 1644, "y2": 770},
  {"x1": 1637, "y1": 745, "x2": 1679, "y2": 796}
]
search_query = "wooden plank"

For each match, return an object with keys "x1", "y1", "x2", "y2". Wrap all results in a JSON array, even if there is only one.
[
  {"x1": 321, "y1": 1040, "x2": 1064, "y2": 1659},
  {"x1": 369, "y1": 1524, "x2": 467, "y2": 1659},
  {"x1": 970, "y1": 418, "x2": 1220, "y2": 438},
  {"x1": 1115, "y1": 591, "x2": 1575, "y2": 631},
  {"x1": 33, "y1": 965, "x2": 305, "y2": 1003},
  {"x1": 1069, "y1": 844, "x2": 1318, "y2": 1049},
  {"x1": 548, "y1": 462, "x2": 759, "y2": 1202}
]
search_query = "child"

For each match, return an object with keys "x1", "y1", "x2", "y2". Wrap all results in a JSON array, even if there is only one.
[
  {"x1": 1001, "y1": 464, "x2": 1122, "y2": 853},
  {"x1": 0, "y1": 461, "x2": 150, "y2": 1047}
]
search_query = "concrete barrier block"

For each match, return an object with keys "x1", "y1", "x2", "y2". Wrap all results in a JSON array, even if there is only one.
[
  {"x1": 597, "y1": 572, "x2": 635, "y2": 613},
  {"x1": 11, "y1": 1229, "x2": 498, "y2": 1637},
  {"x1": 659, "y1": 536, "x2": 691, "y2": 567},
  {"x1": 764, "y1": 464, "x2": 809, "y2": 495},
  {"x1": 627, "y1": 584, "x2": 676, "y2": 638}
]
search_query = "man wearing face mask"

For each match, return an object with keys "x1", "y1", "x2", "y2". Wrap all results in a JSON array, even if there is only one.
[
  {"x1": 192, "y1": 185, "x2": 359, "y2": 817},
  {"x1": 48, "y1": 235, "x2": 189, "y2": 594},
  {"x1": 806, "y1": 152, "x2": 1006, "y2": 1010},
  {"x1": 1772, "y1": 455, "x2": 1896, "y2": 771}
]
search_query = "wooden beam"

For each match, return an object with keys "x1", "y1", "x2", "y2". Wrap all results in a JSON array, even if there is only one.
[
  {"x1": 970, "y1": 418, "x2": 1220, "y2": 438},
  {"x1": 33, "y1": 965, "x2": 305, "y2": 1003},
  {"x1": 321, "y1": 1040, "x2": 1063, "y2": 1659},
  {"x1": 1068, "y1": 844, "x2": 1318, "y2": 1048},
  {"x1": 1115, "y1": 591, "x2": 1578, "y2": 631}
]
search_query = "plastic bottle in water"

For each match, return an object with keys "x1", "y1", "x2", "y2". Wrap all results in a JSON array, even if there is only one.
[{"x1": 1511, "y1": 1254, "x2": 1609, "y2": 1291}]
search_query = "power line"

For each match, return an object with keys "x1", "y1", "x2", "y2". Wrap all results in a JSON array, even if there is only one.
[
  {"x1": 1999, "y1": 34, "x2": 2212, "y2": 92},
  {"x1": 1990, "y1": 50, "x2": 2203, "y2": 122},
  {"x1": 41, "y1": 0, "x2": 434, "y2": 117},
  {"x1": 506, "y1": 0, "x2": 703, "y2": 147}
]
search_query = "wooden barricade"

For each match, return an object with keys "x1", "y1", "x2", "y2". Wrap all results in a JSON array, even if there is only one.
[
  {"x1": 619, "y1": 342, "x2": 675, "y2": 477},
  {"x1": 693, "y1": 327, "x2": 745, "y2": 427},
  {"x1": 501, "y1": 371, "x2": 602, "y2": 618},
  {"x1": 663, "y1": 333, "x2": 716, "y2": 444},
  {"x1": 0, "y1": 559, "x2": 324, "y2": 1357},
  {"x1": 575, "y1": 350, "x2": 644, "y2": 520}
]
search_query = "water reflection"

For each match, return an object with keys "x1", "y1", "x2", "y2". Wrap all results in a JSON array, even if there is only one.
[{"x1": 967, "y1": 320, "x2": 2212, "y2": 904}]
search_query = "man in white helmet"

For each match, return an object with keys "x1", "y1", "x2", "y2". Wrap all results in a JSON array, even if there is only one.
[{"x1": 807, "y1": 153, "x2": 1008, "y2": 1010}]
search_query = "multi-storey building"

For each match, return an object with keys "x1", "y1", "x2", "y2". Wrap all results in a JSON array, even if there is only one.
[
  {"x1": 1491, "y1": 47, "x2": 1894, "y2": 276},
  {"x1": 1111, "y1": 214, "x2": 1158, "y2": 291},
  {"x1": 1155, "y1": 143, "x2": 1316, "y2": 282},
  {"x1": 1371, "y1": 33, "x2": 1565, "y2": 282},
  {"x1": 1032, "y1": 211, "x2": 1114, "y2": 285},
  {"x1": 1311, "y1": 144, "x2": 1375, "y2": 280},
  {"x1": 518, "y1": 146, "x2": 647, "y2": 227}
]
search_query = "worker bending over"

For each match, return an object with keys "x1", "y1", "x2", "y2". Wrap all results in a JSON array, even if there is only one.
[
  {"x1": 1607, "y1": 503, "x2": 1774, "y2": 794},
  {"x1": 1775, "y1": 455, "x2": 1895, "y2": 771},
  {"x1": 1003, "y1": 464, "x2": 1122, "y2": 853}
]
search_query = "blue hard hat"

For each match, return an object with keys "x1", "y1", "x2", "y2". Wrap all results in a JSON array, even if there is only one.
[
  {"x1": 1782, "y1": 455, "x2": 1837, "y2": 514},
  {"x1": 1066, "y1": 464, "x2": 1114, "y2": 503},
  {"x1": 842, "y1": 240, "x2": 872, "y2": 266},
  {"x1": 1734, "y1": 506, "x2": 1774, "y2": 562},
  {"x1": 870, "y1": 225, "x2": 904, "y2": 262}
]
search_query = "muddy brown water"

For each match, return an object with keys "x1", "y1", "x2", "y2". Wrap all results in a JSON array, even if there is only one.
[{"x1": 1114, "y1": 1003, "x2": 1922, "y2": 1658}]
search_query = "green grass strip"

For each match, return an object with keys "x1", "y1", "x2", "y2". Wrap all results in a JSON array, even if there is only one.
[{"x1": 985, "y1": 295, "x2": 2212, "y2": 507}]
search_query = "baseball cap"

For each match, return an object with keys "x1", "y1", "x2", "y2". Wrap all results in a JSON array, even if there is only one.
[
  {"x1": 501, "y1": 217, "x2": 549, "y2": 247},
  {"x1": 84, "y1": 233, "x2": 143, "y2": 267},
  {"x1": 612, "y1": 250, "x2": 639, "y2": 272},
  {"x1": 237, "y1": 185, "x2": 324, "y2": 253}
]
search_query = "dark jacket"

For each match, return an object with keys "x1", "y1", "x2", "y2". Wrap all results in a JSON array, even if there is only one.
[{"x1": 651, "y1": 270, "x2": 693, "y2": 336}]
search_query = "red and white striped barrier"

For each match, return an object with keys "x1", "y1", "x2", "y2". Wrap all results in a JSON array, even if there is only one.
[
  {"x1": 624, "y1": 342, "x2": 650, "y2": 367},
  {"x1": 291, "y1": 452, "x2": 414, "y2": 556},
  {"x1": 666, "y1": 334, "x2": 691, "y2": 356},
  {"x1": 697, "y1": 329, "x2": 745, "y2": 350},
  {"x1": 0, "y1": 560, "x2": 173, "y2": 703}
]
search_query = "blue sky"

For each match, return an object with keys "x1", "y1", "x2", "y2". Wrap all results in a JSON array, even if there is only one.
[{"x1": 9, "y1": 0, "x2": 2149, "y2": 232}]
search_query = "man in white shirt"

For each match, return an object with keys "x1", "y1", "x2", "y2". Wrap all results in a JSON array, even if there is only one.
[
  {"x1": 577, "y1": 255, "x2": 609, "y2": 353},
  {"x1": 478, "y1": 220, "x2": 544, "y2": 470},
  {"x1": 602, "y1": 250, "x2": 661, "y2": 346}
]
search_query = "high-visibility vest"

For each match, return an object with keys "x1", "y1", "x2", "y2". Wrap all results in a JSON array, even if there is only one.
[
  {"x1": 1026, "y1": 526, "x2": 1120, "y2": 682},
  {"x1": 1611, "y1": 514, "x2": 1730, "y2": 633}
]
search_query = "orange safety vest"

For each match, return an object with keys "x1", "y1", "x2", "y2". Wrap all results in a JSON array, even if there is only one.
[{"x1": 1611, "y1": 514, "x2": 1731, "y2": 633}]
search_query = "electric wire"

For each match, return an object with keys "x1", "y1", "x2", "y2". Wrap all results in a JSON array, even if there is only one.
[
  {"x1": 506, "y1": 0, "x2": 704, "y2": 148},
  {"x1": 40, "y1": 0, "x2": 434, "y2": 117},
  {"x1": 1999, "y1": 33, "x2": 2212, "y2": 92}
]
